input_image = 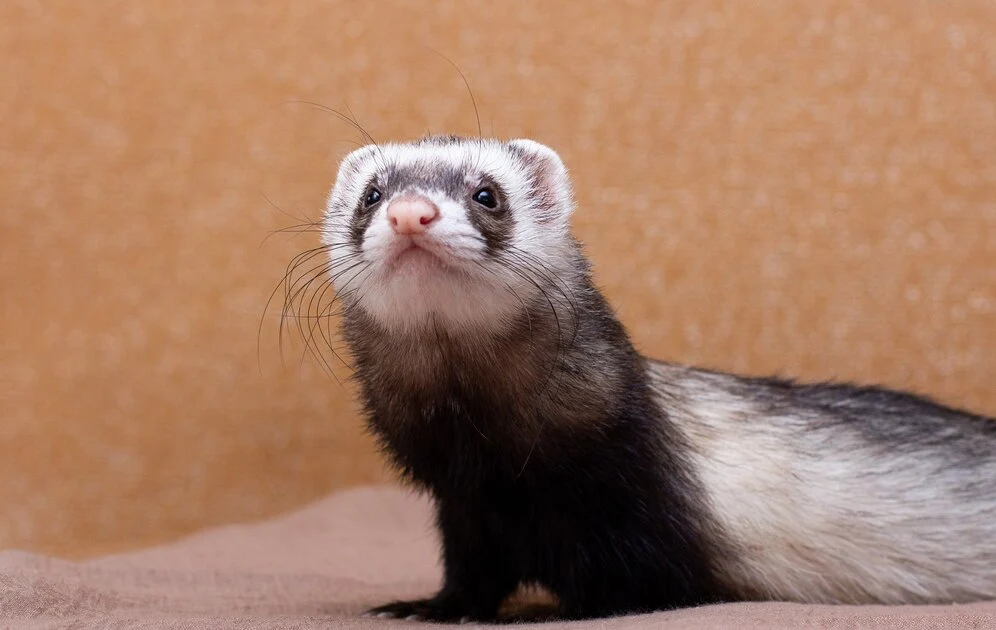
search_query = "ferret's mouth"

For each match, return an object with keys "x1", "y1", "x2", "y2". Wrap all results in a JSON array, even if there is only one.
[{"x1": 384, "y1": 239, "x2": 449, "y2": 272}]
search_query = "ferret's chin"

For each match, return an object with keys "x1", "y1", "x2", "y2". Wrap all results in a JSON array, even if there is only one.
[{"x1": 356, "y1": 266, "x2": 524, "y2": 335}]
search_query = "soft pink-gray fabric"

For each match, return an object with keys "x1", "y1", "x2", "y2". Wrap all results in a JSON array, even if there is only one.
[{"x1": 1, "y1": 486, "x2": 994, "y2": 629}]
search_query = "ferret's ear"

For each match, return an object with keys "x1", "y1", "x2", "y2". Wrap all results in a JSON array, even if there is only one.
[
  {"x1": 328, "y1": 143, "x2": 379, "y2": 220},
  {"x1": 338, "y1": 144, "x2": 378, "y2": 174},
  {"x1": 507, "y1": 139, "x2": 575, "y2": 221}
]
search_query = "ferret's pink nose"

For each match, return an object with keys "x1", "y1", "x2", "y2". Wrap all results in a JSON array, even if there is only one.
[{"x1": 387, "y1": 197, "x2": 439, "y2": 235}]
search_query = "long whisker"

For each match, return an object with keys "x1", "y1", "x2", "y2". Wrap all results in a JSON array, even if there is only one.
[
  {"x1": 259, "y1": 223, "x2": 328, "y2": 247},
  {"x1": 344, "y1": 100, "x2": 377, "y2": 145},
  {"x1": 424, "y1": 46, "x2": 482, "y2": 139},
  {"x1": 284, "y1": 255, "x2": 348, "y2": 320},
  {"x1": 504, "y1": 247, "x2": 581, "y2": 350},
  {"x1": 299, "y1": 258, "x2": 350, "y2": 375},
  {"x1": 287, "y1": 262, "x2": 335, "y2": 369},
  {"x1": 302, "y1": 259, "x2": 370, "y2": 376},
  {"x1": 342, "y1": 265, "x2": 382, "y2": 320},
  {"x1": 261, "y1": 232, "x2": 366, "y2": 379},
  {"x1": 294, "y1": 256, "x2": 364, "y2": 327},
  {"x1": 287, "y1": 100, "x2": 387, "y2": 170},
  {"x1": 260, "y1": 190, "x2": 315, "y2": 226},
  {"x1": 289, "y1": 100, "x2": 375, "y2": 145},
  {"x1": 300, "y1": 269, "x2": 341, "y2": 379},
  {"x1": 259, "y1": 243, "x2": 335, "y2": 374}
]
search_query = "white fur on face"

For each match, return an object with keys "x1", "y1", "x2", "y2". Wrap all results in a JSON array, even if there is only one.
[{"x1": 322, "y1": 138, "x2": 576, "y2": 334}]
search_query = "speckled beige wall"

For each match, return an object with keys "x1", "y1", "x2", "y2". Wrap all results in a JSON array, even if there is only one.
[{"x1": 2, "y1": 1, "x2": 994, "y2": 558}]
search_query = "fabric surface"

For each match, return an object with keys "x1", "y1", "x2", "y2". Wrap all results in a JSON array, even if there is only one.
[{"x1": 2, "y1": 486, "x2": 994, "y2": 629}]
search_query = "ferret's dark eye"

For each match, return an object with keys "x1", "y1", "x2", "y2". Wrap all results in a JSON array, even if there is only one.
[
  {"x1": 472, "y1": 187, "x2": 498, "y2": 209},
  {"x1": 363, "y1": 187, "x2": 382, "y2": 208}
]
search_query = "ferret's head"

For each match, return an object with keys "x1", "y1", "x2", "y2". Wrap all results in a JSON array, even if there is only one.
[{"x1": 322, "y1": 135, "x2": 578, "y2": 334}]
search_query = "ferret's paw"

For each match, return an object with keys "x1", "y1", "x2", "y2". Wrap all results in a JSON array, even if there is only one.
[{"x1": 363, "y1": 599, "x2": 485, "y2": 624}]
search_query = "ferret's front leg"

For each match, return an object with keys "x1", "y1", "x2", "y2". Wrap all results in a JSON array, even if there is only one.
[{"x1": 365, "y1": 497, "x2": 520, "y2": 623}]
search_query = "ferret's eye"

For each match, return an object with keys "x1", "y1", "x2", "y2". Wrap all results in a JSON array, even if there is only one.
[
  {"x1": 472, "y1": 187, "x2": 498, "y2": 209},
  {"x1": 363, "y1": 187, "x2": 382, "y2": 208}
]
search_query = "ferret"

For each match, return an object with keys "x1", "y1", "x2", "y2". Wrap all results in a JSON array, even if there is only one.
[{"x1": 314, "y1": 134, "x2": 996, "y2": 622}]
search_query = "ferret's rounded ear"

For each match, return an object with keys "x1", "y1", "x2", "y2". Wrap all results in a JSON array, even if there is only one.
[
  {"x1": 328, "y1": 143, "x2": 379, "y2": 218},
  {"x1": 338, "y1": 144, "x2": 378, "y2": 173},
  {"x1": 507, "y1": 139, "x2": 575, "y2": 221},
  {"x1": 331, "y1": 144, "x2": 378, "y2": 195}
]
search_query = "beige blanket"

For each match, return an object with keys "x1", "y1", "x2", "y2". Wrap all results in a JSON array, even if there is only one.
[{"x1": 2, "y1": 486, "x2": 993, "y2": 629}]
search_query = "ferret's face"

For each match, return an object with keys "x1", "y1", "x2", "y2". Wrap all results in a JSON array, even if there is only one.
[{"x1": 323, "y1": 136, "x2": 576, "y2": 333}]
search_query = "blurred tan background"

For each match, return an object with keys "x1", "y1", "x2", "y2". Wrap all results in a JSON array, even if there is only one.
[{"x1": 1, "y1": 1, "x2": 993, "y2": 558}]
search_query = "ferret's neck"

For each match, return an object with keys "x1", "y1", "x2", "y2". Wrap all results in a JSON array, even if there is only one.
[
  {"x1": 342, "y1": 275, "x2": 649, "y2": 475},
  {"x1": 343, "y1": 297, "x2": 584, "y2": 401}
]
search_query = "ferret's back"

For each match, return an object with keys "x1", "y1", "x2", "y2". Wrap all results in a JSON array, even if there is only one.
[{"x1": 647, "y1": 361, "x2": 996, "y2": 604}]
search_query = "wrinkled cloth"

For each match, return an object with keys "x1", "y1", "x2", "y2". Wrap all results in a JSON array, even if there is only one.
[{"x1": 2, "y1": 486, "x2": 994, "y2": 629}]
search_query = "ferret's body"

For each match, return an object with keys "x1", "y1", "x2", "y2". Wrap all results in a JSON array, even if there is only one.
[
  {"x1": 654, "y1": 363, "x2": 996, "y2": 605},
  {"x1": 317, "y1": 135, "x2": 996, "y2": 621}
]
